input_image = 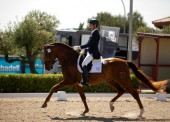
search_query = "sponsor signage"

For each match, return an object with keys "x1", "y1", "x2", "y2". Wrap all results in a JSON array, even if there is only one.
[
  {"x1": 100, "y1": 26, "x2": 120, "y2": 58},
  {"x1": 0, "y1": 56, "x2": 43, "y2": 74},
  {"x1": 0, "y1": 57, "x2": 20, "y2": 74}
]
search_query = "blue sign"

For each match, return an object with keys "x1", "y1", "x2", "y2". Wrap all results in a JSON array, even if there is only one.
[
  {"x1": 0, "y1": 57, "x2": 21, "y2": 74},
  {"x1": 25, "y1": 58, "x2": 43, "y2": 74},
  {"x1": 0, "y1": 56, "x2": 43, "y2": 74}
]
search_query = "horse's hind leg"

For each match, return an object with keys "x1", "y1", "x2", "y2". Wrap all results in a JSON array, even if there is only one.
[
  {"x1": 125, "y1": 88, "x2": 144, "y2": 118},
  {"x1": 42, "y1": 81, "x2": 67, "y2": 108},
  {"x1": 107, "y1": 81, "x2": 125, "y2": 112}
]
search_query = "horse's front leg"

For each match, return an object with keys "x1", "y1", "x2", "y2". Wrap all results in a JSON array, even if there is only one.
[
  {"x1": 42, "y1": 81, "x2": 67, "y2": 108},
  {"x1": 74, "y1": 84, "x2": 89, "y2": 116}
]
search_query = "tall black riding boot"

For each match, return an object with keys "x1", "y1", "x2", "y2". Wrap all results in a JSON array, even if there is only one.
[{"x1": 81, "y1": 65, "x2": 90, "y2": 86}]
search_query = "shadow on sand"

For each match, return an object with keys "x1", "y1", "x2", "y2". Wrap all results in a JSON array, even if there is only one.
[{"x1": 51, "y1": 116, "x2": 170, "y2": 122}]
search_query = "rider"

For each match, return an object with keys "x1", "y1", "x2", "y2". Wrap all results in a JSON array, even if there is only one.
[{"x1": 73, "y1": 19, "x2": 101, "y2": 86}]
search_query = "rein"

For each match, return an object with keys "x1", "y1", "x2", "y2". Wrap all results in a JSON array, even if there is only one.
[{"x1": 44, "y1": 43, "x2": 79, "y2": 71}]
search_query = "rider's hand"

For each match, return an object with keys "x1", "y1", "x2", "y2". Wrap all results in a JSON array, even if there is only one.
[
  {"x1": 80, "y1": 49, "x2": 85, "y2": 55},
  {"x1": 73, "y1": 46, "x2": 81, "y2": 50}
]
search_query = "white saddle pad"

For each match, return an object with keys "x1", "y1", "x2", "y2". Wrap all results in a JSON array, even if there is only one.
[{"x1": 77, "y1": 55, "x2": 102, "y2": 73}]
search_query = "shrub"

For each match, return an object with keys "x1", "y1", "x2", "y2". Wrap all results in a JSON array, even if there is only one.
[
  {"x1": 0, "y1": 74, "x2": 139, "y2": 93},
  {"x1": 130, "y1": 74, "x2": 141, "y2": 90},
  {"x1": 0, "y1": 74, "x2": 62, "y2": 93}
]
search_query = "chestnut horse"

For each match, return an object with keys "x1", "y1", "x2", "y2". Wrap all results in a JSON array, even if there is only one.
[{"x1": 42, "y1": 43, "x2": 168, "y2": 118}]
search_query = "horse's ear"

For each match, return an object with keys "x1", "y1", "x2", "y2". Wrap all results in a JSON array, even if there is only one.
[
  {"x1": 49, "y1": 43, "x2": 55, "y2": 47},
  {"x1": 44, "y1": 44, "x2": 49, "y2": 48},
  {"x1": 44, "y1": 44, "x2": 55, "y2": 48}
]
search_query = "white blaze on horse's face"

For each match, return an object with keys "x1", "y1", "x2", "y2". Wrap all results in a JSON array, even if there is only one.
[
  {"x1": 44, "y1": 46, "x2": 55, "y2": 71},
  {"x1": 47, "y1": 49, "x2": 51, "y2": 53}
]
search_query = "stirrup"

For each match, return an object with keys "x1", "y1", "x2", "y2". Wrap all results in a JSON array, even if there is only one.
[{"x1": 79, "y1": 82, "x2": 91, "y2": 87}]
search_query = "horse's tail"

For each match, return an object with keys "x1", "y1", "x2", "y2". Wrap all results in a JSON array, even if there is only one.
[{"x1": 127, "y1": 61, "x2": 170, "y2": 93}]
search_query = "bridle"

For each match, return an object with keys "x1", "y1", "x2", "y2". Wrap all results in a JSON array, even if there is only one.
[{"x1": 45, "y1": 48, "x2": 58, "y2": 70}]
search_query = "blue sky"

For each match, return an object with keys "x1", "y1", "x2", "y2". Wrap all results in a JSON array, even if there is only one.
[{"x1": 0, "y1": 0, "x2": 170, "y2": 30}]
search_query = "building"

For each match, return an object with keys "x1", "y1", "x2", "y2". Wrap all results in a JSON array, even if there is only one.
[
  {"x1": 152, "y1": 16, "x2": 170, "y2": 29},
  {"x1": 137, "y1": 33, "x2": 170, "y2": 81}
]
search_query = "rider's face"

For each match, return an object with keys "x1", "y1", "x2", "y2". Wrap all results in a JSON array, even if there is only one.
[{"x1": 89, "y1": 24, "x2": 95, "y2": 31}]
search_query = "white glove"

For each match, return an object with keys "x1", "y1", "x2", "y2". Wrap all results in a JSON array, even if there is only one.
[
  {"x1": 73, "y1": 46, "x2": 81, "y2": 50},
  {"x1": 80, "y1": 49, "x2": 85, "y2": 55}
]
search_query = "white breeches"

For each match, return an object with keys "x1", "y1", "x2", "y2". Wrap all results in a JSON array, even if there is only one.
[{"x1": 82, "y1": 52, "x2": 93, "y2": 67}]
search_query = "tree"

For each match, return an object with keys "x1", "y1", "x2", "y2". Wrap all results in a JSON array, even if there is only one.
[
  {"x1": 78, "y1": 22, "x2": 84, "y2": 30},
  {"x1": 162, "y1": 25, "x2": 170, "y2": 34},
  {"x1": 87, "y1": 12, "x2": 125, "y2": 33},
  {"x1": 0, "y1": 24, "x2": 15, "y2": 55},
  {"x1": 137, "y1": 25, "x2": 170, "y2": 34},
  {"x1": 13, "y1": 10, "x2": 60, "y2": 73},
  {"x1": 0, "y1": 25, "x2": 29, "y2": 73},
  {"x1": 130, "y1": 11, "x2": 147, "y2": 33},
  {"x1": 87, "y1": 11, "x2": 147, "y2": 33},
  {"x1": 137, "y1": 26, "x2": 154, "y2": 33}
]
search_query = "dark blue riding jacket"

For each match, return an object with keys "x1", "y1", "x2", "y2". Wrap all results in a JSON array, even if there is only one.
[{"x1": 80, "y1": 29, "x2": 101, "y2": 59}]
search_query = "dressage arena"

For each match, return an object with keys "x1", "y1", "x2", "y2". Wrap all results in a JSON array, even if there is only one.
[{"x1": 0, "y1": 94, "x2": 170, "y2": 122}]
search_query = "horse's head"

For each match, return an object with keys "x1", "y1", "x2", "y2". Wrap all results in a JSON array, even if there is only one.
[
  {"x1": 44, "y1": 43, "x2": 58, "y2": 71},
  {"x1": 44, "y1": 43, "x2": 79, "y2": 71}
]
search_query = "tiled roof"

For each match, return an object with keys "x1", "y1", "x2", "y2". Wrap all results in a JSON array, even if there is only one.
[
  {"x1": 152, "y1": 16, "x2": 170, "y2": 28},
  {"x1": 137, "y1": 32, "x2": 170, "y2": 38}
]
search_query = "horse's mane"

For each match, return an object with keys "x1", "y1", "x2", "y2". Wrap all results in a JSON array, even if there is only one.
[
  {"x1": 46, "y1": 42, "x2": 79, "y2": 55},
  {"x1": 53, "y1": 42, "x2": 72, "y2": 49},
  {"x1": 46, "y1": 42, "x2": 70, "y2": 49}
]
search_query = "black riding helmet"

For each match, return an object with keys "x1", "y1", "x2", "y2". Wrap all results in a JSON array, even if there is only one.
[{"x1": 89, "y1": 19, "x2": 99, "y2": 27}]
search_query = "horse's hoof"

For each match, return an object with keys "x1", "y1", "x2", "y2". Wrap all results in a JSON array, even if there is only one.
[
  {"x1": 80, "y1": 113, "x2": 85, "y2": 116},
  {"x1": 137, "y1": 116, "x2": 144, "y2": 120},
  {"x1": 110, "y1": 105, "x2": 114, "y2": 112},
  {"x1": 80, "y1": 109, "x2": 89, "y2": 116},
  {"x1": 41, "y1": 103, "x2": 47, "y2": 108}
]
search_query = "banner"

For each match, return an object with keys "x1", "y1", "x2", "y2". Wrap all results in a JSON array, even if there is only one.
[
  {"x1": 100, "y1": 26, "x2": 120, "y2": 58},
  {"x1": 0, "y1": 56, "x2": 43, "y2": 74}
]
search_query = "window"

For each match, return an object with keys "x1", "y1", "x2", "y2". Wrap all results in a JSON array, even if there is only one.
[{"x1": 61, "y1": 36, "x2": 72, "y2": 46}]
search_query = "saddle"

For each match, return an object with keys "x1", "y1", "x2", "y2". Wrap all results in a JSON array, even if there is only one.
[{"x1": 77, "y1": 54, "x2": 102, "y2": 73}]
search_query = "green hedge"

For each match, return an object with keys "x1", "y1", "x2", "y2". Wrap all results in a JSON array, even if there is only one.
[{"x1": 0, "y1": 74, "x2": 139, "y2": 93}]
